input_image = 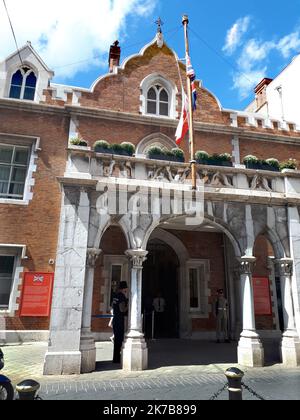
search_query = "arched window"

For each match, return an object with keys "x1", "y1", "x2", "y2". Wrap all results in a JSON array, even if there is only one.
[
  {"x1": 9, "y1": 67, "x2": 37, "y2": 101},
  {"x1": 146, "y1": 85, "x2": 169, "y2": 117}
]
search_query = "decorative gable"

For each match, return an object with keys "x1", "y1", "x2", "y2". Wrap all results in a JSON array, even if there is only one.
[{"x1": 0, "y1": 41, "x2": 54, "y2": 102}]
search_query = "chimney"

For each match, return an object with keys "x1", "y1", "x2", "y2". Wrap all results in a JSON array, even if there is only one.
[
  {"x1": 109, "y1": 41, "x2": 121, "y2": 73},
  {"x1": 254, "y1": 78, "x2": 273, "y2": 110}
]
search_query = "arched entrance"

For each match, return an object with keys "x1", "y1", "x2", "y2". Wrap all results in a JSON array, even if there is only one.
[{"x1": 142, "y1": 239, "x2": 180, "y2": 339}]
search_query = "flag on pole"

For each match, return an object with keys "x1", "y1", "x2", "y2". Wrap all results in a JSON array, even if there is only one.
[
  {"x1": 175, "y1": 89, "x2": 189, "y2": 146},
  {"x1": 186, "y1": 54, "x2": 197, "y2": 111}
]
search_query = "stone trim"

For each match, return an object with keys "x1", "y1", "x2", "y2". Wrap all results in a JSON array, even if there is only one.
[
  {"x1": 0, "y1": 133, "x2": 40, "y2": 205},
  {"x1": 86, "y1": 248, "x2": 102, "y2": 268},
  {"x1": 0, "y1": 245, "x2": 26, "y2": 316},
  {"x1": 125, "y1": 250, "x2": 148, "y2": 269},
  {"x1": 276, "y1": 258, "x2": 294, "y2": 276},
  {"x1": 239, "y1": 257, "x2": 256, "y2": 275},
  {"x1": 139, "y1": 73, "x2": 178, "y2": 119}
]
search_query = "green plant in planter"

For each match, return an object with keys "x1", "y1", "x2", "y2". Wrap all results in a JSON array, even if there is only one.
[
  {"x1": 111, "y1": 143, "x2": 125, "y2": 155},
  {"x1": 266, "y1": 158, "x2": 280, "y2": 170},
  {"x1": 195, "y1": 150, "x2": 210, "y2": 162},
  {"x1": 121, "y1": 142, "x2": 135, "y2": 156},
  {"x1": 70, "y1": 137, "x2": 88, "y2": 147},
  {"x1": 243, "y1": 155, "x2": 259, "y2": 165},
  {"x1": 219, "y1": 153, "x2": 232, "y2": 162},
  {"x1": 280, "y1": 158, "x2": 298, "y2": 170},
  {"x1": 147, "y1": 146, "x2": 164, "y2": 158},
  {"x1": 94, "y1": 140, "x2": 111, "y2": 152},
  {"x1": 171, "y1": 148, "x2": 185, "y2": 162}
]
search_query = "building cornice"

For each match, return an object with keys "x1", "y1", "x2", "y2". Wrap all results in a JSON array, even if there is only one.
[
  {"x1": 1, "y1": 98, "x2": 300, "y2": 145},
  {"x1": 0, "y1": 98, "x2": 68, "y2": 117},
  {"x1": 66, "y1": 105, "x2": 300, "y2": 145}
]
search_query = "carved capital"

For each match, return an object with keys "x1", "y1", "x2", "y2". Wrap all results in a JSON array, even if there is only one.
[
  {"x1": 276, "y1": 258, "x2": 293, "y2": 277},
  {"x1": 239, "y1": 256, "x2": 256, "y2": 275},
  {"x1": 86, "y1": 248, "x2": 102, "y2": 268},
  {"x1": 126, "y1": 249, "x2": 148, "y2": 269}
]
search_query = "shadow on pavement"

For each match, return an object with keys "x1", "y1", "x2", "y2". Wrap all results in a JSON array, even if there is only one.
[{"x1": 145, "y1": 339, "x2": 282, "y2": 369}]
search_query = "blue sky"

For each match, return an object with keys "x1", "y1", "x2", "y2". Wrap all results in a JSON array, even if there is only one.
[{"x1": 1, "y1": 0, "x2": 300, "y2": 110}]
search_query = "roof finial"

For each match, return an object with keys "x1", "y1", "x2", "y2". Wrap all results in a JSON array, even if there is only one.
[
  {"x1": 155, "y1": 17, "x2": 164, "y2": 48},
  {"x1": 155, "y1": 17, "x2": 164, "y2": 34}
]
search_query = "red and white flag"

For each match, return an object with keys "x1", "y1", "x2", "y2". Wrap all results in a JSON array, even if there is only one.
[{"x1": 175, "y1": 89, "x2": 189, "y2": 146}]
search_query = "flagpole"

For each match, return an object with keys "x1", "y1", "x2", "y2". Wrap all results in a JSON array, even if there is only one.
[{"x1": 182, "y1": 15, "x2": 197, "y2": 191}]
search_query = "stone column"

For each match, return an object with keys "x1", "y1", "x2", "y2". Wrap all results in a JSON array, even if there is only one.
[
  {"x1": 80, "y1": 248, "x2": 102, "y2": 373},
  {"x1": 287, "y1": 206, "x2": 300, "y2": 336},
  {"x1": 277, "y1": 259, "x2": 300, "y2": 366},
  {"x1": 122, "y1": 249, "x2": 148, "y2": 371},
  {"x1": 237, "y1": 256, "x2": 264, "y2": 367},
  {"x1": 44, "y1": 187, "x2": 90, "y2": 375}
]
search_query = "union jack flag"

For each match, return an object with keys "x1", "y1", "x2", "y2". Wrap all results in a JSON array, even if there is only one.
[{"x1": 186, "y1": 54, "x2": 197, "y2": 111}]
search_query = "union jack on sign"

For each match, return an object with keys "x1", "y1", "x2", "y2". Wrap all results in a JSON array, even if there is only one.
[{"x1": 33, "y1": 275, "x2": 44, "y2": 283}]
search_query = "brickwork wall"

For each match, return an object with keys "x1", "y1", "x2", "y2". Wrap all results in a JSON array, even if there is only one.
[
  {"x1": 240, "y1": 138, "x2": 300, "y2": 163},
  {"x1": 79, "y1": 44, "x2": 228, "y2": 126},
  {"x1": 77, "y1": 117, "x2": 232, "y2": 159},
  {"x1": 0, "y1": 108, "x2": 69, "y2": 330}
]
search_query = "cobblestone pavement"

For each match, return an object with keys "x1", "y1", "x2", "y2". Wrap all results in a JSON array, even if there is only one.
[{"x1": 1, "y1": 340, "x2": 300, "y2": 400}]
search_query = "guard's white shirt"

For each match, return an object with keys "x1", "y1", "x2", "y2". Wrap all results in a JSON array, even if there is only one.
[{"x1": 153, "y1": 297, "x2": 166, "y2": 313}]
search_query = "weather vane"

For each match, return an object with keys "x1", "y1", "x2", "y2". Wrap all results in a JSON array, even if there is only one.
[{"x1": 155, "y1": 17, "x2": 164, "y2": 34}]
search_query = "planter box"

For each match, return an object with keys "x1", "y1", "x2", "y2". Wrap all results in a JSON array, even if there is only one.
[
  {"x1": 112, "y1": 150, "x2": 133, "y2": 157},
  {"x1": 94, "y1": 147, "x2": 111, "y2": 154},
  {"x1": 245, "y1": 162, "x2": 280, "y2": 172},
  {"x1": 148, "y1": 154, "x2": 184, "y2": 163},
  {"x1": 197, "y1": 159, "x2": 233, "y2": 167}
]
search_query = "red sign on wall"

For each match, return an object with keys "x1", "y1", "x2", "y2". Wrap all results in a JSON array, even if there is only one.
[
  {"x1": 253, "y1": 277, "x2": 272, "y2": 316},
  {"x1": 20, "y1": 273, "x2": 54, "y2": 317}
]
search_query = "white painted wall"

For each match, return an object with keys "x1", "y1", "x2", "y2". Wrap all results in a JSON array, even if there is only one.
[{"x1": 266, "y1": 54, "x2": 300, "y2": 125}]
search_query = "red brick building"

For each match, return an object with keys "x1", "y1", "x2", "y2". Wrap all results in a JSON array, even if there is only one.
[{"x1": 0, "y1": 30, "x2": 300, "y2": 375}]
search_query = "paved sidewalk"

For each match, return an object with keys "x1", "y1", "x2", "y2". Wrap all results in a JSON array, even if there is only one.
[{"x1": 1, "y1": 340, "x2": 300, "y2": 400}]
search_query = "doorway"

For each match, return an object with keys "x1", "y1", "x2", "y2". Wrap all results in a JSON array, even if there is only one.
[{"x1": 142, "y1": 239, "x2": 180, "y2": 339}]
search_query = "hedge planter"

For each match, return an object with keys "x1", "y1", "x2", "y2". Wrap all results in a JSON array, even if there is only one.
[
  {"x1": 149, "y1": 154, "x2": 184, "y2": 162},
  {"x1": 94, "y1": 146, "x2": 111, "y2": 154},
  {"x1": 113, "y1": 150, "x2": 133, "y2": 157},
  {"x1": 197, "y1": 159, "x2": 233, "y2": 167},
  {"x1": 245, "y1": 162, "x2": 280, "y2": 172}
]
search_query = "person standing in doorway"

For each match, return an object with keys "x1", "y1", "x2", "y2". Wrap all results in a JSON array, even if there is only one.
[
  {"x1": 153, "y1": 292, "x2": 166, "y2": 338},
  {"x1": 215, "y1": 289, "x2": 230, "y2": 343},
  {"x1": 112, "y1": 281, "x2": 128, "y2": 363}
]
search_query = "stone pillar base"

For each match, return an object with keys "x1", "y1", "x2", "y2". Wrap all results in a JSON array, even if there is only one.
[
  {"x1": 122, "y1": 336, "x2": 148, "y2": 371},
  {"x1": 237, "y1": 334, "x2": 264, "y2": 367},
  {"x1": 43, "y1": 351, "x2": 82, "y2": 375},
  {"x1": 281, "y1": 335, "x2": 300, "y2": 367},
  {"x1": 80, "y1": 335, "x2": 96, "y2": 373}
]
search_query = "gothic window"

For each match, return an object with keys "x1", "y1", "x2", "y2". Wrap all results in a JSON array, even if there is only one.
[
  {"x1": 9, "y1": 67, "x2": 37, "y2": 101},
  {"x1": 146, "y1": 85, "x2": 169, "y2": 117}
]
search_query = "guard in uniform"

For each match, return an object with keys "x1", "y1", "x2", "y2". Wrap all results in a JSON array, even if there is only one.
[
  {"x1": 215, "y1": 289, "x2": 230, "y2": 343},
  {"x1": 112, "y1": 281, "x2": 129, "y2": 363}
]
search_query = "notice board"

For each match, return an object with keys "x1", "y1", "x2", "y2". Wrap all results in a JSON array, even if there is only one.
[
  {"x1": 253, "y1": 277, "x2": 272, "y2": 316},
  {"x1": 20, "y1": 273, "x2": 54, "y2": 317}
]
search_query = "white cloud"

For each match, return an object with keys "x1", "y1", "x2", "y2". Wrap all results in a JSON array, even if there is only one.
[
  {"x1": 277, "y1": 31, "x2": 300, "y2": 58},
  {"x1": 229, "y1": 27, "x2": 300, "y2": 99},
  {"x1": 223, "y1": 16, "x2": 250, "y2": 55},
  {"x1": 0, "y1": 0, "x2": 157, "y2": 80},
  {"x1": 233, "y1": 67, "x2": 267, "y2": 99}
]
